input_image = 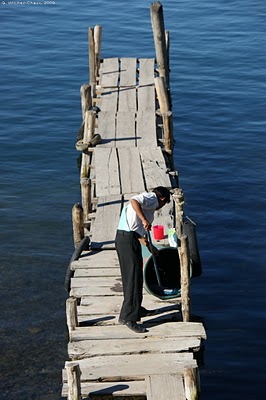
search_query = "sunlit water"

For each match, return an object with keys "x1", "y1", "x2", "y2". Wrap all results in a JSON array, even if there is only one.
[{"x1": 1, "y1": 1, "x2": 265, "y2": 399}]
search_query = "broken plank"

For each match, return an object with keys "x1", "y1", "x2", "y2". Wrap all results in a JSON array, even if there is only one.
[
  {"x1": 94, "y1": 148, "x2": 120, "y2": 196},
  {"x1": 140, "y1": 147, "x2": 172, "y2": 190},
  {"x1": 146, "y1": 374, "x2": 186, "y2": 400}
]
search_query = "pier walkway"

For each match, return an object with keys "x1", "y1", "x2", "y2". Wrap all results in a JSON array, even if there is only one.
[{"x1": 62, "y1": 3, "x2": 206, "y2": 399}]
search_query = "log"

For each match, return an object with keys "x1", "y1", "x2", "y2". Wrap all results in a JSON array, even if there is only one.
[
  {"x1": 150, "y1": 2, "x2": 169, "y2": 86},
  {"x1": 66, "y1": 362, "x2": 81, "y2": 400},
  {"x1": 179, "y1": 235, "x2": 190, "y2": 322},
  {"x1": 154, "y1": 76, "x2": 169, "y2": 113},
  {"x1": 88, "y1": 27, "x2": 96, "y2": 97},
  {"x1": 72, "y1": 203, "x2": 84, "y2": 248},
  {"x1": 66, "y1": 297, "x2": 78, "y2": 337},
  {"x1": 80, "y1": 84, "x2": 92, "y2": 120},
  {"x1": 94, "y1": 25, "x2": 102, "y2": 77},
  {"x1": 172, "y1": 188, "x2": 184, "y2": 238},
  {"x1": 184, "y1": 366, "x2": 200, "y2": 400},
  {"x1": 162, "y1": 111, "x2": 173, "y2": 155},
  {"x1": 80, "y1": 177, "x2": 91, "y2": 220}
]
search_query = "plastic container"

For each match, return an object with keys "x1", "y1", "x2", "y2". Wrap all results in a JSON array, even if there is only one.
[{"x1": 153, "y1": 225, "x2": 164, "y2": 240}]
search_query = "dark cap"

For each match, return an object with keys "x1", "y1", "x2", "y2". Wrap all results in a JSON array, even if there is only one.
[{"x1": 153, "y1": 186, "x2": 171, "y2": 203}]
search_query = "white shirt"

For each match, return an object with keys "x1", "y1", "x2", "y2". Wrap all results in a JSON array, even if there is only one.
[{"x1": 118, "y1": 192, "x2": 159, "y2": 237}]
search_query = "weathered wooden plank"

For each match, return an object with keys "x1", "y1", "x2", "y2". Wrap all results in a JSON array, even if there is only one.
[
  {"x1": 63, "y1": 353, "x2": 196, "y2": 382},
  {"x1": 74, "y1": 268, "x2": 121, "y2": 277},
  {"x1": 70, "y1": 322, "x2": 207, "y2": 341},
  {"x1": 118, "y1": 148, "x2": 145, "y2": 194},
  {"x1": 140, "y1": 147, "x2": 172, "y2": 190},
  {"x1": 100, "y1": 58, "x2": 119, "y2": 87},
  {"x1": 139, "y1": 58, "x2": 155, "y2": 86},
  {"x1": 120, "y1": 58, "x2": 136, "y2": 87},
  {"x1": 71, "y1": 250, "x2": 120, "y2": 270},
  {"x1": 136, "y1": 111, "x2": 157, "y2": 148},
  {"x1": 95, "y1": 111, "x2": 116, "y2": 147},
  {"x1": 71, "y1": 286, "x2": 123, "y2": 297},
  {"x1": 71, "y1": 277, "x2": 122, "y2": 288},
  {"x1": 138, "y1": 86, "x2": 156, "y2": 111},
  {"x1": 90, "y1": 195, "x2": 122, "y2": 249},
  {"x1": 118, "y1": 87, "x2": 137, "y2": 112},
  {"x1": 94, "y1": 148, "x2": 120, "y2": 196},
  {"x1": 61, "y1": 380, "x2": 146, "y2": 398},
  {"x1": 146, "y1": 374, "x2": 186, "y2": 400},
  {"x1": 116, "y1": 112, "x2": 136, "y2": 147},
  {"x1": 99, "y1": 87, "x2": 119, "y2": 112},
  {"x1": 68, "y1": 337, "x2": 201, "y2": 359}
]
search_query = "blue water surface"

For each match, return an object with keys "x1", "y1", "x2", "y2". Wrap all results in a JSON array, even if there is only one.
[{"x1": 0, "y1": 1, "x2": 266, "y2": 399}]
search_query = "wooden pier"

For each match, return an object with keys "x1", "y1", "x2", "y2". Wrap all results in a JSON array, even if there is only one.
[{"x1": 62, "y1": 3, "x2": 206, "y2": 399}]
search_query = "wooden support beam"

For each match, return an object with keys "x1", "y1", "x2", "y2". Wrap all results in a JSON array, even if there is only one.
[
  {"x1": 66, "y1": 362, "x2": 81, "y2": 400},
  {"x1": 179, "y1": 235, "x2": 191, "y2": 322},
  {"x1": 66, "y1": 297, "x2": 78, "y2": 338},
  {"x1": 150, "y1": 2, "x2": 169, "y2": 86},
  {"x1": 80, "y1": 84, "x2": 92, "y2": 120},
  {"x1": 172, "y1": 188, "x2": 184, "y2": 238},
  {"x1": 184, "y1": 366, "x2": 200, "y2": 400},
  {"x1": 72, "y1": 203, "x2": 84, "y2": 248},
  {"x1": 88, "y1": 27, "x2": 96, "y2": 97},
  {"x1": 94, "y1": 25, "x2": 102, "y2": 78}
]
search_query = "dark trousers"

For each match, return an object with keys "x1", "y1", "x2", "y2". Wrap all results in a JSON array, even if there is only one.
[{"x1": 115, "y1": 230, "x2": 143, "y2": 322}]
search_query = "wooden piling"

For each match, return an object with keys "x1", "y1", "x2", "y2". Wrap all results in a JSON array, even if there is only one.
[
  {"x1": 94, "y1": 25, "x2": 102, "y2": 78},
  {"x1": 88, "y1": 27, "x2": 96, "y2": 97},
  {"x1": 179, "y1": 235, "x2": 191, "y2": 322},
  {"x1": 172, "y1": 188, "x2": 184, "y2": 238},
  {"x1": 66, "y1": 297, "x2": 78, "y2": 337},
  {"x1": 66, "y1": 363, "x2": 81, "y2": 400},
  {"x1": 80, "y1": 84, "x2": 92, "y2": 120},
  {"x1": 150, "y1": 1, "x2": 169, "y2": 86},
  {"x1": 184, "y1": 366, "x2": 200, "y2": 400},
  {"x1": 72, "y1": 203, "x2": 84, "y2": 248}
]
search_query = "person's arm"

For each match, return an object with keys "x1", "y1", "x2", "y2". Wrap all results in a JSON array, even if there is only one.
[{"x1": 130, "y1": 198, "x2": 151, "y2": 231}]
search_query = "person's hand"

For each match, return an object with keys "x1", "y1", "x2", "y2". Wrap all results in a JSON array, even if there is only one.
[{"x1": 142, "y1": 218, "x2": 151, "y2": 231}]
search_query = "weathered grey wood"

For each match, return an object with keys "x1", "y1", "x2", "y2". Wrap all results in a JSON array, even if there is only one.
[
  {"x1": 116, "y1": 112, "x2": 136, "y2": 147},
  {"x1": 118, "y1": 87, "x2": 137, "y2": 112},
  {"x1": 118, "y1": 148, "x2": 145, "y2": 194},
  {"x1": 138, "y1": 86, "x2": 156, "y2": 111},
  {"x1": 88, "y1": 27, "x2": 96, "y2": 90},
  {"x1": 139, "y1": 58, "x2": 155, "y2": 86},
  {"x1": 66, "y1": 297, "x2": 78, "y2": 336},
  {"x1": 184, "y1": 366, "x2": 200, "y2": 400},
  {"x1": 71, "y1": 250, "x2": 119, "y2": 270},
  {"x1": 72, "y1": 203, "x2": 84, "y2": 248},
  {"x1": 150, "y1": 2, "x2": 169, "y2": 86},
  {"x1": 179, "y1": 235, "x2": 191, "y2": 322},
  {"x1": 137, "y1": 112, "x2": 157, "y2": 148},
  {"x1": 99, "y1": 87, "x2": 119, "y2": 112},
  {"x1": 146, "y1": 374, "x2": 185, "y2": 400},
  {"x1": 94, "y1": 25, "x2": 102, "y2": 77},
  {"x1": 95, "y1": 112, "x2": 116, "y2": 147},
  {"x1": 140, "y1": 148, "x2": 172, "y2": 189},
  {"x1": 80, "y1": 84, "x2": 92, "y2": 120},
  {"x1": 63, "y1": 354, "x2": 196, "y2": 382},
  {"x1": 71, "y1": 285, "x2": 123, "y2": 297},
  {"x1": 66, "y1": 363, "x2": 81, "y2": 400},
  {"x1": 120, "y1": 58, "x2": 136, "y2": 87},
  {"x1": 71, "y1": 277, "x2": 122, "y2": 288},
  {"x1": 62, "y1": 380, "x2": 147, "y2": 398},
  {"x1": 90, "y1": 195, "x2": 122, "y2": 249},
  {"x1": 100, "y1": 58, "x2": 119, "y2": 87},
  {"x1": 69, "y1": 322, "x2": 207, "y2": 341},
  {"x1": 74, "y1": 268, "x2": 121, "y2": 277},
  {"x1": 94, "y1": 148, "x2": 120, "y2": 196},
  {"x1": 68, "y1": 337, "x2": 201, "y2": 359}
]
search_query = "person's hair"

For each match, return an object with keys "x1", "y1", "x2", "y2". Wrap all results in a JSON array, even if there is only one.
[{"x1": 153, "y1": 186, "x2": 171, "y2": 203}]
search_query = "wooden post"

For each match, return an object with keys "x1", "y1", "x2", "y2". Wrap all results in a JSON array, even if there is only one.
[
  {"x1": 80, "y1": 84, "x2": 92, "y2": 120},
  {"x1": 184, "y1": 366, "x2": 200, "y2": 400},
  {"x1": 66, "y1": 362, "x2": 81, "y2": 400},
  {"x1": 154, "y1": 76, "x2": 173, "y2": 155},
  {"x1": 172, "y1": 188, "x2": 184, "y2": 238},
  {"x1": 81, "y1": 177, "x2": 92, "y2": 220},
  {"x1": 66, "y1": 297, "x2": 78, "y2": 337},
  {"x1": 72, "y1": 203, "x2": 84, "y2": 248},
  {"x1": 179, "y1": 235, "x2": 190, "y2": 322},
  {"x1": 88, "y1": 27, "x2": 96, "y2": 98},
  {"x1": 150, "y1": 1, "x2": 169, "y2": 86},
  {"x1": 94, "y1": 25, "x2": 102, "y2": 78}
]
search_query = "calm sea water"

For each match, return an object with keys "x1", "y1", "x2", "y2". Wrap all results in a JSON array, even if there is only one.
[{"x1": 1, "y1": 1, "x2": 265, "y2": 399}]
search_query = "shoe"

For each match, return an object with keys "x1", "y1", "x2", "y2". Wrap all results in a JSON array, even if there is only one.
[
  {"x1": 118, "y1": 317, "x2": 126, "y2": 325},
  {"x1": 125, "y1": 321, "x2": 148, "y2": 333},
  {"x1": 140, "y1": 306, "x2": 157, "y2": 317}
]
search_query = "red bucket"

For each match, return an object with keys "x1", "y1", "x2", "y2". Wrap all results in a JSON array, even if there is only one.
[{"x1": 153, "y1": 225, "x2": 164, "y2": 240}]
